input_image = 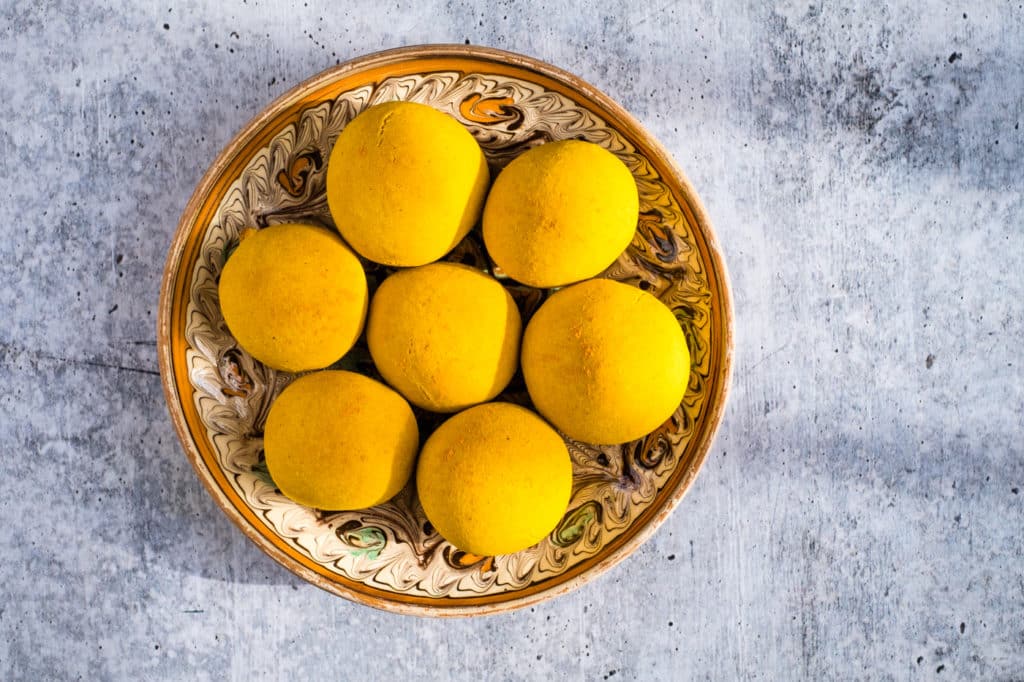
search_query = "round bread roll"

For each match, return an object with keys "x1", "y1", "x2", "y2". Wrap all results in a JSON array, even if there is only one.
[
  {"x1": 218, "y1": 223, "x2": 367, "y2": 372},
  {"x1": 367, "y1": 262, "x2": 522, "y2": 413},
  {"x1": 416, "y1": 402, "x2": 572, "y2": 556},
  {"x1": 482, "y1": 139, "x2": 638, "y2": 287},
  {"x1": 326, "y1": 101, "x2": 490, "y2": 267},
  {"x1": 521, "y1": 278, "x2": 690, "y2": 444},
  {"x1": 264, "y1": 370, "x2": 419, "y2": 510}
]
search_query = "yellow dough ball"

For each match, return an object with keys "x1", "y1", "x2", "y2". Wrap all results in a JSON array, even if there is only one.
[
  {"x1": 521, "y1": 278, "x2": 690, "y2": 444},
  {"x1": 326, "y1": 101, "x2": 490, "y2": 267},
  {"x1": 367, "y1": 262, "x2": 522, "y2": 413},
  {"x1": 482, "y1": 139, "x2": 639, "y2": 288},
  {"x1": 264, "y1": 370, "x2": 419, "y2": 510},
  {"x1": 218, "y1": 223, "x2": 368, "y2": 372},
  {"x1": 416, "y1": 402, "x2": 572, "y2": 556}
]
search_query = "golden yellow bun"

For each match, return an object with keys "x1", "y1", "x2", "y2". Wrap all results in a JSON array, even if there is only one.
[
  {"x1": 521, "y1": 278, "x2": 690, "y2": 444},
  {"x1": 367, "y1": 262, "x2": 521, "y2": 413},
  {"x1": 218, "y1": 223, "x2": 367, "y2": 372},
  {"x1": 482, "y1": 139, "x2": 639, "y2": 287},
  {"x1": 326, "y1": 101, "x2": 490, "y2": 266},
  {"x1": 416, "y1": 402, "x2": 572, "y2": 556},
  {"x1": 264, "y1": 371, "x2": 419, "y2": 510}
]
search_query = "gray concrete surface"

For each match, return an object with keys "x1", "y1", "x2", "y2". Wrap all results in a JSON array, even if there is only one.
[{"x1": 1, "y1": 0, "x2": 1022, "y2": 679}]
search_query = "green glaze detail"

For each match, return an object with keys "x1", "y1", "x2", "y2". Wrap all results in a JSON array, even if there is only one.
[
  {"x1": 552, "y1": 501, "x2": 601, "y2": 547},
  {"x1": 250, "y1": 460, "x2": 277, "y2": 488},
  {"x1": 343, "y1": 526, "x2": 387, "y2": 560}
]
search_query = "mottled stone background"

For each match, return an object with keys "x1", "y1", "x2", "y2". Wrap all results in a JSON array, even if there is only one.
[{"x1": 1, "y1": 0, "x2": 1021, "y2": 679}]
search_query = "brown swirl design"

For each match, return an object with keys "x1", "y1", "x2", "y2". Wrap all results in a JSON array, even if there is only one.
[
  {"x1": 276, "y1": 149, "x2": 323, "y2": 197},
  {"x1": 181, "y1": 70, "x2": 717, "y2": 601},
  {"x1": 218, "y1": 348, "x2": 254, "y2": 398}
]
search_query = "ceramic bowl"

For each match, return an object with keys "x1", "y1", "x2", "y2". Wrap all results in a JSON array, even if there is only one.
[{"x1": 158, "y1": 44, "x2": 733, "y2": 616}]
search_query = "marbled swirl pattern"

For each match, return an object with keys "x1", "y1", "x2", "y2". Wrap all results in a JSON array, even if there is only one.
[{"x1": 182, "y1": 69, "x2": 715, "y2": 602}]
